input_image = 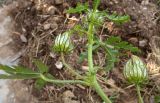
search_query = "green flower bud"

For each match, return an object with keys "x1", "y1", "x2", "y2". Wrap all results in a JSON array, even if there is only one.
[
  {"x1": 53, "y1": 32, "x2": 73, "y2": 53},
  {"x1": 82, "y1": 10, "x2": 105, "y2": 29},
  {"x1": 123, "y1": 55, "x2": 148, "y2": 85},
  {"x1": 87, "y1": 10, "x2": 104, "y2": 25}
]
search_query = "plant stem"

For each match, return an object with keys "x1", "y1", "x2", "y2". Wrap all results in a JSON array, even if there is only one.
[
  {"x1": 93, "y1": 75, "x2": 112, "y2": 103},
  {"x1": 136, "y1": 85, "x2": 144, "y2": 103},
  {"x1": 61, "y1": 53, "x2": 82, "y2": 79},
  {"x1": 40, "y1": 74, "x2": 87, "y2": 85},
  {"x1": 87, "y1": 23, "x2": 94, "y2": 73},
  {"x1": 87, "y1": 17, "x2": 112, "y2": 103}
]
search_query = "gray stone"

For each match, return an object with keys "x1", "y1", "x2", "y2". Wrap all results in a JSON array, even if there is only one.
[
  {"x1": 55, "y1": 0, "x2": 64, "y2": 5},
  {"x1": 43, "y1": 23, "x2": 51, "y2": 30}
]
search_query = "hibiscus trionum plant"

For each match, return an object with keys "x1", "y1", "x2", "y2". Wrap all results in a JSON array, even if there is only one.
[{"x1": 0, "y1": 0, "x2": 141, "y2": 103}]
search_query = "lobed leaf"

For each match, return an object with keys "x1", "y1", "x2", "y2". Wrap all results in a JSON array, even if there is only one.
[
  {"x1": 106, "y1": 36, "x2": 140, "y2": 53},
  {"x1": 0, "y1": 64, "x2": 40, "y2": 79},
  {"x1": 33, "y1": 59, "x2": 49, "y2": 74},
  {"x1": 106, "y1": 13, "x2": 130, "y2": 24},
  {"x1": 78, "y1": 52, "x2": 88, "y2": 63},
  {"x1": 14, "y1": 66, "x2": 39, "y2": 75},
  {"x1": 93, "y1": 0, "x2": 101, "y2": 11},
  {"x1": 0, "y1": 65, "x2": 15, "y2": 74},
  {"x1": 104, "y1": 45, "x2": 119, "y2": 71},
  {"x1": 78, "y1": 43, "x2": 100, "y2": 64},
  {"x1": 0, "y1": 74, "x2": 40, "y2": 79},
  {"x1": 67, "y1": 2, "x2": 88, "y2": 14},
  {"x1": 35, "y1": 78, "x2": 46, "y2": 90},
  {"x1": 72, "y1": 25, "x2": 87, "y2": 36},
  {"x1": 155, "y1": 95, "x2": 160, "y2": 103},
  {"x1": 35, "y1": 73, "x2": 55, "y2": 90}
]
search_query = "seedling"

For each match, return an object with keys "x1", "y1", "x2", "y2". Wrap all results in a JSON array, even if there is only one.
[{"x1": 0, "y1": 0, "x2": 140, "y2": 103}]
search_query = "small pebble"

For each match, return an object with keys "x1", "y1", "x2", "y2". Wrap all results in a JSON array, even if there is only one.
[
  {"x1": 55, "y1": 0, "x2": 64, "y2": 5},
  {"x1": 43, "y1": 23, "x2": 51, "y2": 30},
  {"x1": 81, "y1": 66, "x2": 89, "y2": 71},
  {"x1": 46, "y1": 6, "x2": 56, "y2": 15},
  {"x1": 52, "y1": 17, "x2": 60, "y2": 22},
  {"x1": 62, "y1": 90, "x2": 80, "y2": 103},
  {"x1": 139, "y1": 39, "x2": 148, "y2": 47},
  {"x1": 62, "y1": 90, "x2": 75, "y2": 98},
  {"x1": 129, "y1": 37, "x2": 138, "y2": 45},
  {"x1": 55, "y1": 61, "x2": 63, "y2": 69},
  {"x1": 49, "y1": 52, "x2": 56, "y2": 58},
  {"x1": 20, "y1": 35, "x2": 27, "y2": 43},
  {"x1": 141, "y1": 0, "x2": 149, "y2": 5},
  {"x1": 51, "y1": 22, "x2": 58, "y2": 29}
]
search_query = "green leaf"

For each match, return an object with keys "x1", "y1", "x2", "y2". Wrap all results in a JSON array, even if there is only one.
[
  {"x1": 94, "y1": 37, "x2": 118, "y2": 71},
  {"x1": 93, "y1": 0, "x2": 100, "y2": 11},
  {"x1": 34, "y1": 73, "x2": 56, "y2": 89},
  {"x1": 72, "y1": 25, "x2": 87, "y2": 36},
  {"x1": 155, "y1": 95, "x2": 160, "y2": 103},
  {"x1": 85, "y1": 10, "x2": 105, "y2": 28},
  {"x1": 106, "y1": 36, "x2": 140, "y2": 53},
  {"x1": 78, "y1": 52, "x2": 88, "y2": 63},
  {"x1": 96, "y1": 36, "x2": 139, "y2": 71},
  {"x1": 45, "y1": 73, "x2": 55, "y2": 79},
  {"x1": 14, "y1": 66, "x2": 39, "y2": 75},
  {"x1": 105, "y1": 36, "x2": 121, "y2": 44},
  {"x1": 0, "y1": 65, "x2": 39, "y2": 75},
  {"x1": 67, "y1": 2, "x2": 88, "y2": 14},
  {"x1": 33, "y1": 59, "x2": 49, "y2": 73},
  {"x1": 0, "y1": 65, "x2": 40, "y2": 79},
  {"x1": 78, "y1": 43, "x2": 100, "y2": 64},
  {"x1": 106, "y1": 13, "x2": 130, "y2": 24},
  {"x1": 104, "y1": 46, "x2": 119, "y2": 71},
  {"x1": 0, "y1": 74, "x2": 40, "y2": 79},
  {"x1": 0, "y1": 65, "x2": 15, "y2": 74},
  {"x1": 35, "y1": 78, "x2": 46, "y2": 90},
  {"x1": 102, "y1": 36, "x2": 140, "y2": 71}
]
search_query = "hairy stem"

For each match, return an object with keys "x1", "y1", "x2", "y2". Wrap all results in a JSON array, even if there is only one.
[
  {"x1": 88, "y1": 23, "x2": 94, "y2": 73},
  {"x1": 61, "y1": 53, "x2": 82, "y2": 79},
  {"x1": 40, "y1": 74, "x2": 87, "y2": 85},
  {"x1": 136, "y1": 85, "x2": 144, "y2": 103},
  {"x1": 93, "y1": 75, "x2": 112, "y2": 103},
  {"x1": 87, "y1": 15, "x2": 112, "y2": 103}
]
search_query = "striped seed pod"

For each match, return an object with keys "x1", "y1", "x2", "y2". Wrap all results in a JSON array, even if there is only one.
[
  {"x1": 53, "y1": 32, "x2": 73, "y2": 53},
  {"x1": 123, "y1": 55, "x2": 148, "y2": 85}
]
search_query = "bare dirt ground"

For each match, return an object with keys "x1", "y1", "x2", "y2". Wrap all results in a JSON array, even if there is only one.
[
  {"x1": 1, "y1": 0, "x2": 160, "y2": 103},
  {"x1": 0, "y1": 3, "x2": 38, "y2": 103}
]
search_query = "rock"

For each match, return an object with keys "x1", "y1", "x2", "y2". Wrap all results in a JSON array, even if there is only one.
[
  {"x1": 81, "y1": 66, "x2": 89, "y2": 71},
  {"x1": 139, "y1": 39, "x2": 148, "y2": 47},
  {"x1": 62, "y1": 90, "x2": 80, "y2": 103},
  {"x1": 63, "y1": 90, "x2": 75, "y2": 98},
  {"x1": 46, "y1": 5, "x2": 57, "y2": 15},
  {"x1": 52, "y1": 17, "x2": 60, "y2": 22},
  {"x1": 50, "y1": 22, "x2": 58, "y2": 29},
  {"x1": 150, "y1": 36, "x2": 160, "y2": 63},
  {"x1": 20, "y1": 35, "x2": 27, "y2": 43},
  {"x1": 49, "y1": 52, "x2": 56, "y2": 58},
  {"x1": 43, "y1": 23, "x2": 51, "y2": 30},
  {"x1": 55, "y1": 0, "x2": 64, "y2": 5},
  {"x1": 141, "y1": 0, "x2": 149, "y2": 5},
  {"x1": 35, "y1": 2, "x2": 57, "y2": 15},
  {"x1": 55, "y1": 61, "x2": 63, "y2": 69},
  {"x1": 128, "y1": 37, "x2": 138, "y2": 45},
  {"x1": 42, "y1": 4, "x2": 57, "y2": 15},
  {"x1": 63, "y1": 2, "x2": 69, "y2": 8}
]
